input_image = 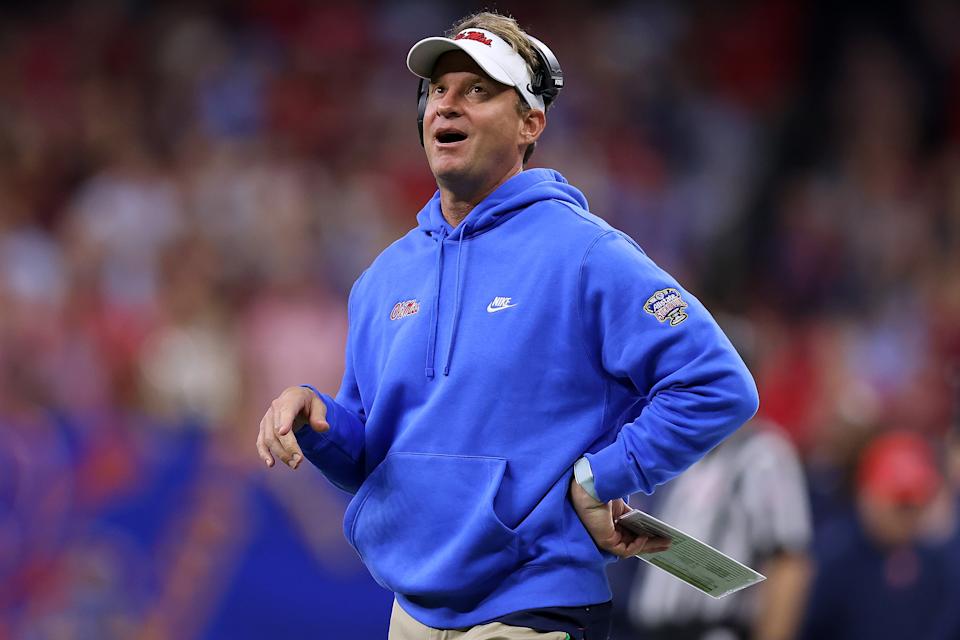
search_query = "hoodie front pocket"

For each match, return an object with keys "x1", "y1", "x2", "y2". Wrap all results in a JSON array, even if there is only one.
[{"x1": 344, "y1": 452, "x2": 519, "y2": 600}]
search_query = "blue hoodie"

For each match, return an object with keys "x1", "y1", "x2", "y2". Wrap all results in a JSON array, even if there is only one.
[{"x1": 297, "y1": 168, "x2": 758, "y2": 628}]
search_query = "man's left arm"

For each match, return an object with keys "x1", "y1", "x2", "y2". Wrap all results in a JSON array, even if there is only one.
[{"x1": 574, "y1": 230, "x2": 759, "y2": 506}]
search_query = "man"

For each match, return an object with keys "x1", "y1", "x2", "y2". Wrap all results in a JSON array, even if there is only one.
[{"x1": 256, "y1": 11, "x2": 758, "y2": 640}]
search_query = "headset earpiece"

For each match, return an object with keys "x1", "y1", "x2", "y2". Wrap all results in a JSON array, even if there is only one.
[
  {"x1": 525, "y1": 35, "x2": 564, "y2": 108},
  {"x1": 417, "y1": 78, "x2": 429, "y2": 147}
]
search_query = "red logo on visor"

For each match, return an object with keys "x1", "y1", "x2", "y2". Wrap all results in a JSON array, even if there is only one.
[{"x1": 454, "y1": 31, "x2": 493, "y2": 46}]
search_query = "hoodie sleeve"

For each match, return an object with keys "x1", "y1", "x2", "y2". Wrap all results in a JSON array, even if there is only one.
[
  {"x1": 578, "y1": 231, "x2": 759, "y2": 502},
  {"x1": 295, "y1": 275, "x2": 367, "y2": 494}
]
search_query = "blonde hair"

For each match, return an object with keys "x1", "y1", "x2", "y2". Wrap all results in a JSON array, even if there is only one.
[{"x1": 447, "y1": 11, "x2": 545, "y2": 164}]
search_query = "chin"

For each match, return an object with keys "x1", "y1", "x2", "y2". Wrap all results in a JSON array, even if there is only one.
[{"x1": 429, "y1": 158, "x2": 473, "y2": 183}]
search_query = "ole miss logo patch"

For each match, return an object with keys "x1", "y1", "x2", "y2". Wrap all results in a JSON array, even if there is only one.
[{"x1": 390, "y1": 299, "x2": 420, "y2": 321}]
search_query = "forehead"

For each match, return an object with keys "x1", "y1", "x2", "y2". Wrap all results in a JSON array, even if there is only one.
[{"x1": 430, "y1": 50, "x2": 497, "y2": 84}]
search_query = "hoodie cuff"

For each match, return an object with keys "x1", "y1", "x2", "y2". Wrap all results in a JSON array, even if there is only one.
[
  {"x1": 296, "y1": 384, "x2": 338, "y2": 452},
  {"x1": 585, "y1": 441, "x2": 649, "y2": 503}
]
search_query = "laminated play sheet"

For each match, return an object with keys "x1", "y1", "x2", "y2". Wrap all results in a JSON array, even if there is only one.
[{"x1": 616, "y1": 509, "x2": 766, "y2": 598}]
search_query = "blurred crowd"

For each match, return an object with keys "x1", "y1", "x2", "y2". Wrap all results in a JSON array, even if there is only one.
[{"x1": 1, "y1": 0, "x2": 960, "y2": 638}]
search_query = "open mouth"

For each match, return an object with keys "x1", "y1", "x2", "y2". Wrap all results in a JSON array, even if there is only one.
[{"x1": 435, "y1": 131, "x2": 468, "y2": 144}]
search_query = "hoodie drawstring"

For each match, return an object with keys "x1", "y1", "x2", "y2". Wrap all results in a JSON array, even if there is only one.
[
  {"x1": 415, "y1": 170, "x2": 584, "y2": 380},
  {"x1": 425, "y1": 227, "x2": 447, "y2": 380},
  {"x1": 443, "y1": 223, "x2": 469, "y2": 376}
]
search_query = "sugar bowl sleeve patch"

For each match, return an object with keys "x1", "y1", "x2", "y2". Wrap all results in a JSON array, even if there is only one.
[{"x1": 643, "y1": 288, "x2": 689, "y2": 326}]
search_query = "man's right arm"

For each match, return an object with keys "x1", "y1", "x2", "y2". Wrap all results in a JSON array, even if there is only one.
[{"x1": 295, "y1": 380, "x2": 367, "y2": 494}]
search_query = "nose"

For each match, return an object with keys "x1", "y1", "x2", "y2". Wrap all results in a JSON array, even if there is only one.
[{"x1": 433, "y1": 90, "x2": 461, "y2": 120}]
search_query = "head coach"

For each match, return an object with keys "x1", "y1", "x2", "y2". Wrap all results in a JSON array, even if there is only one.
[{"x1": 256, "y1": 11, "x2": 759, "y2": 640}]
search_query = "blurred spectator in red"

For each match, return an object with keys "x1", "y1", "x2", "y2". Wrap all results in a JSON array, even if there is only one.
[{"x1": 799, "y1": 430, "x2": 959, "y2": 639}]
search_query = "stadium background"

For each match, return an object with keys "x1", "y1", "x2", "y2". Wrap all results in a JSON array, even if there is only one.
[{"x1": 1, "y1": 0, "x2": 959, "y2": 637}]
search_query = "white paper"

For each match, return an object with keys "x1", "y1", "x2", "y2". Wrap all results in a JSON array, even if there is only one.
[{"x1": 616, "y1": 509, "x2": 766, "y2": 599}]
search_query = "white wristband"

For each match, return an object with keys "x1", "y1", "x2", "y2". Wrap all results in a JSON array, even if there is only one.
[{"x1": 574, "y1": 457, "x2": 600, "y2": 501}]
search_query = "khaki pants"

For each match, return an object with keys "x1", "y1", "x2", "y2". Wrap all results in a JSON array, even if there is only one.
[{"x1": 388, "y1": 600, "x2": 570, "y2": 640}]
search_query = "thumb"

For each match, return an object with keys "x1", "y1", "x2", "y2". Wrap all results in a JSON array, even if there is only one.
[{"x1": 308, "y1": 395, "x2": 330, "y2": 433}]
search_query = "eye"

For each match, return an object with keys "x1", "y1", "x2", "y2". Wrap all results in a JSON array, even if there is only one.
[{"x1": 470, "y1": 84, "x2": 486, "y2": 95}]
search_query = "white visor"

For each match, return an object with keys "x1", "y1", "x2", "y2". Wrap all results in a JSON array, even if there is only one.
[{"x1": 406, "y1": 28, "x2": 545, "y2": 111}]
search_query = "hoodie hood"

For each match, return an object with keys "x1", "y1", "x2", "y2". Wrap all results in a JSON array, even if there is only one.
[
  {"x1": 415, "y1": 168, "x2": 590, "y2": 380},
  {"x1": 415, "y1": 168, "x2": 589, "y2": 238}
]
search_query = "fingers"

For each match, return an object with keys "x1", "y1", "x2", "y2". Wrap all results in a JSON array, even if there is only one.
[
  {"x1": 256, "y1": 414, "x2": 274, "y2": 467},
  {"x1": 259, "y1": 403, "x2": 306, "y2": 470},
  {"x1": 644, "y1": 535, "x2": 672, "y2": 553},
  {"x1": 276, "y1": 429, "x2": 305, "y2": 469},
  {"x1": 621, "y1": 534, "x2": 672, "y2": 557},
  {"x1": 620, "y1": 536, "x2": 648, "y2": 558},
  {"x1": 275, "y1": 400, "x2": 293, "y2": 437},
  {"x1": 275, "y1": 387, "x2": 313, "y2": 436},
  {"x1": 610, "y1": 499, "x2": 632, "y2": 520},
  {"x1": 308, "y1": 394, "x2": 330, "y2": 433},
  {"x1": 274, "y1": 397, "x2": 291, "y2": 436}
]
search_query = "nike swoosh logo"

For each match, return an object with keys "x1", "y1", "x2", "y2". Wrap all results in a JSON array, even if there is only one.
[{"x1": 487, "y1": 302, "x2": 518, "y2": 313}]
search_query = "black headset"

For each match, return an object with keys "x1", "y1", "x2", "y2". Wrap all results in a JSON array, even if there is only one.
[{"x1": 417, "y1": 34, "x2": 564, "y2": 146}]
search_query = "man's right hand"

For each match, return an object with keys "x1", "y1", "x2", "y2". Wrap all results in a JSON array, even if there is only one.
[{"x1": 256, "y1": 386, "x2": 330, "y2": 470}]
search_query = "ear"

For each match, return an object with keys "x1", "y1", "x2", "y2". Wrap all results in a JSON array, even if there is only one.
[{"x1": 519, "y1": 108, "x2": 546, "y2": 147}]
